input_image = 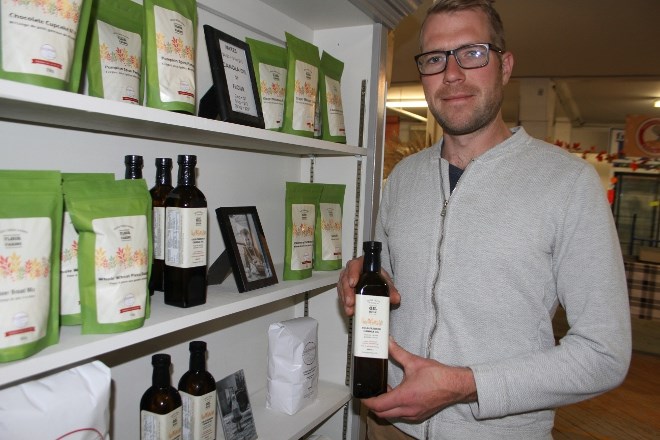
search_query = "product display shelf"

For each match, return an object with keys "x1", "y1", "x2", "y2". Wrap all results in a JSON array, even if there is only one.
[
  {"x1": 0, "y1": 79, "x2": 366, "y2": 158},
  {"x1": 247, "y1": 380, "x2": 351, "y2": 440},
  {"x1": 0, "y1": 264, "x2": 339, "y2": 389}
]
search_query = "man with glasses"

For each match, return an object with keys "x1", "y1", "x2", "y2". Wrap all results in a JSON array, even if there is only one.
[{"x1": 338, "y1": 0, "x2": 631, "y2": 438}]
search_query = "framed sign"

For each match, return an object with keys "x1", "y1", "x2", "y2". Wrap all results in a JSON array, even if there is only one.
[
  {"x1": 215, "y1": 206, "x2": 277, "y2": 292},
  {"x1": 200, "y1": 25, "x2": 265, "y2": 128}
]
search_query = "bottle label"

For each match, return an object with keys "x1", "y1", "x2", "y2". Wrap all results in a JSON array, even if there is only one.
[
  {"x1": 154, "y1": 5, "x2": 195, "y2": 105},
  {"x1": 320, "y1": 202, "x2": 342, "y2": 261},
  {"x1": 180, "y1": 390, "x2": 217, "y2": 440},
  {"x1": 141, "y1": 408, "x2": 183, "y2": 440},
  {"x1": 61, "y1": 211, "x2": 81, "y2": 316},
  {"x1": 353, "y1": 294, "x2": 389, "y2": 359},
  {"x1": 92, "y1": 215, "x2": 148, "y2": 323},
  {"x1": 165, "y1": 207, "x2": 207, "y2": 268},
  {"x1": 97, "y1": 20, "x2": 142, "y2": 104},
  {"x1": 0, "y1": 217, "x2": 51, "y2": 349},
  {"x1": 290, "y1": 203, "x2": 315, "y2": 270},
  {"x1": 153, "y1": 207, "x2": 165, "y2": 260}
]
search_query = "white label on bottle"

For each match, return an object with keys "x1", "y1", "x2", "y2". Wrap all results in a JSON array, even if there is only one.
[
  {"x1": 259, "y1": 63, "x2": 286, "y2": 129},
  {"x1": 0, "y1": 217, "x2": 51, "y2": 349},
  {"x1": 1, "y1": 0, "x2": 82, "y2": 80},
  {"x1": 180, "y1": 390, "x2": 217, "y2": 440},
  {"x1": 353, "y1": 294, "x2": 389, "y2": 359},
  {"x1": 92, "y1": 215, "x2": 148, "y2": 323},
  {"x1": 325, "y1": 76, "x2": 346, "y2": 137},
  {"x1": 153, "y1": 206, "x2": 165, "y2": 260},
  {"x1": 290, "y1": 203, "x2": 314, "y2": 270},
  {"x1": 320, "y1": 202, "x2": 341, "y2": 261},
  {"x1": 60, "y1": 211, "x2": 80, "y2": 316},
  {"x1": 97, "y1": 20, "x2": 141, "y2": 104},
  {"x1": 154, "y1": 5, "x2": 195, "y2": 104},
  {"x1": 165, "y1": 207, "x2": 207, "y2": 268},
  {"x1": 292, "y1": 59, "x2": 317, "y2": 132},
  {"x1": 141, "y1": 408, "x2": 183, "y2": 440}
]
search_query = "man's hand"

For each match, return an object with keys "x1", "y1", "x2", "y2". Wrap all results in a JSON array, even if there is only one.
[
  {"x1": 362, "y1": 338, "x2": 478, "y2": 421},
  {"x1": 337, "y1": 256, "x2": 401, "y2": 316}
]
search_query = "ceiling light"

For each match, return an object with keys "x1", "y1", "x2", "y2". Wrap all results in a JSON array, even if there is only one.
[
  {"x1": 386, "y1": 100, "x2": 428, "y2": 108},
  {"x1": 654, "y1": 99, "x2": 660, "y2": 108}
]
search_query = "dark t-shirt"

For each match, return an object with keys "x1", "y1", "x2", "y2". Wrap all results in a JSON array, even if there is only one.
[{"x1": 449, "y1": 163, "x2": 464, "y2": 193}]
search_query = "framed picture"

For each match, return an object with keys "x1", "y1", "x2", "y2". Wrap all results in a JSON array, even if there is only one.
[
  {"x1": 216, "y1": 369, "x2": 257, "y2": 440},
  {"x1": 216, "y1": 206, "x2": 278, "y2": 292},
  {"x1": 200, "y1": 25, "x2": 265, "y2": 128}
]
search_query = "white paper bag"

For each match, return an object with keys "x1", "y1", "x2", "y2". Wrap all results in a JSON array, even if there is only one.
[
  {"x1": 266, "y1": 317, "x2": 319, "y2": 415},
  {"x1": 0, "y1": 361, "x2": 111, "y2": 439}
]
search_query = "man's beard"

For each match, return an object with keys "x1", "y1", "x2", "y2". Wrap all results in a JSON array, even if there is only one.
[{"x1": 429, "y1": 81, "x2": 504, "y2": 136}]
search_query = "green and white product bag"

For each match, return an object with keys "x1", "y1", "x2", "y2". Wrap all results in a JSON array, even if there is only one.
[
  {"x1": 0, "y1": 0, "x2": 93, "y2": 92},
  {"x1": 284, "y1": 182, "x2": 323, "y2": 280},
  {"x1": 65, "y1": 179, "x2": 152, "y2": 334},
  {"x1": 314, "y1": 184, "x2": 346, "y2": 271},
  {"x1": 60, "y1": 173, "x2": 114, "y2": 326},
  {"x1": 144, "y1": 0, "x2": 197, "y2": 114},
  {"x1": 319, "y1": 51, "x2": 346, "y2": 143},
  {"x1": 86, "y1": 0, "x2": 144, "y2": 105},
  {"x1": 246, "y1": 37, "x2": 287, "y2": 131},
  {"x1": 0, "y1": 170, "x2": 62, "y2": 363},
  {"x1": 282, "y1": 33, "x2": 320, "y2": 138}
]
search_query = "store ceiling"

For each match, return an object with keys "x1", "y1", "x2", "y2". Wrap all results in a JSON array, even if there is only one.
[{"x1": 388, "y1": 0, "x2": 660, "y2": 127}]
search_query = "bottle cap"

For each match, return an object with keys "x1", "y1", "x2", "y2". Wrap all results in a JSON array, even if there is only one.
[
  {"x1": 125, "y1": 155, "x2": 144, "y2": 167},
  {"x1": 155, "y1": 157, "x2": 172, "y2": 167},
  {"x1": 152, "y1": 353, "x2": 171, "y2": 366},
  {"x1": 189, "y1": 340, "x2": 207, "y2": 352},
  {"x1": 363, "y1": 241, "x2": 382, "y2": 252},
  {"x1": 177, "y1": 155, "x2": 197, "y2": 166}
]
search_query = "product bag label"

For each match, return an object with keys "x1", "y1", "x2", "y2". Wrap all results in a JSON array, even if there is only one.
[
  {"x1": 92, "y1": 215, "x2": 148, "y2": 324},
  {"x1": 60, "y1": 211, "x2": 80, "y2": 316},
  {"x1": 154, "y1": 5, "x2": 195, "y2": 104},
  {"x1": 325, "y1": 76, "x2": 346, "y2": 136},
  {"x1": 0, "y1": 217, "x2": 51, "y2": 349},
  {"x1": 259, "y1": 63, "x2": 286, "y2": 129},
  {"x1": 1, "y1": 0, "x2": 83, "y2": 79},
  {"x1": 97, "y1": 20, "x2": 141, "y2": 104},
  {"x1": 320, "y1": 202, "x2": 342, "y2": 261},
  {"x1": 292, "y1": 60, "x2": 317, "y2": 132},
  {"x1": 291, "y1": 203, "x2": 315, "y2": 270}
]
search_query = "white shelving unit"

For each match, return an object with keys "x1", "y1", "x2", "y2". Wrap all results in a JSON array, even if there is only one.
[{"x1": 0, "y1": 0, "x2": 390, "y2": 438}]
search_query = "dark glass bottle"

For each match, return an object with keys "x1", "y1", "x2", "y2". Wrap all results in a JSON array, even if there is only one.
[
  {"x1": 164, "y1": 155, "x2": 208, "y2": 308},
  {"x1": 352, "y1": 241, "x2": 390, "y2": 399},
  {"x1": 178, "y1": 341, "x2": 217, "y2": 440},
  {"x1": 125, "y1": 154, "x2": 144, "y2": 179},
  {"x1": 140, "y1": 353, "x2": 183, "y2": 440},
  {"x1": 149, "y1": 158, "x2": 174, "y2": 295}
]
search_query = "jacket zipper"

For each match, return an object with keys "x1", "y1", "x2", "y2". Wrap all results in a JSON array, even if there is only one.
[{"x1": 424, "y1": 158, "x2": 473, "y2": 440}]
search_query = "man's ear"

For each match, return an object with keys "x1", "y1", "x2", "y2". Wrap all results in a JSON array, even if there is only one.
[{"x1": 501, "y1": 51, "x2": 514, "y2": 85}]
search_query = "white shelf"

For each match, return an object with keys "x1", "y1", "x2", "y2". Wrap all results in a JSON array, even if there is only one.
[
  {"x1": 248, "y1": 381, "x2": 351, "y2": 440},
  {"x1": 0, "y1": 265, "x2": 340, "y2": 388},
  {"x1": 0, "y1": 79, "x2": 366, "y2": 158}
]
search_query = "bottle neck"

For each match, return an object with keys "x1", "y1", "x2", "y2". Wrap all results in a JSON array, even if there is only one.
[
  {"x1": 189, "y1": 351, "x2": 206, "y2": 372},
  {"x1": 177, "y1": 165, "x2": 196, "y2": 187},
  {"x1": 125, "y1": 166, "x2": 142, "y2": 179},
  {"x1": 362, "y1": 250, "x2": 381, "y2": 273},
  {"x1": 152, "y1": 364, "x2": 171, "y2": 388},
  {"x1": 156, "y1": 165, "x2": 172, "y2": 186}
]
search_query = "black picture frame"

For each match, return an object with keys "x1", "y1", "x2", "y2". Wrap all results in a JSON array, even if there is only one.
[
  {"x1": 200, "y1": 25, "x2": 265, "y2": 128},
  {"x1": 216, "y1": 369, "x2": 257, "y2": 440},
  {"x1": 215, "y1": 206, "x2": 277, "y2": 292}
]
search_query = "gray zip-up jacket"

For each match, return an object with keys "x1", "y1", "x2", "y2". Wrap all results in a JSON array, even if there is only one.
[{"x1": 375, "y1": 127, "x2": 632, "y2": 439}]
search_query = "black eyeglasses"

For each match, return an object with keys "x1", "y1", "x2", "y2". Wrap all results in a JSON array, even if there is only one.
[{"x1": 414, "y1": 43, "x2": 503, "y2": 76}]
